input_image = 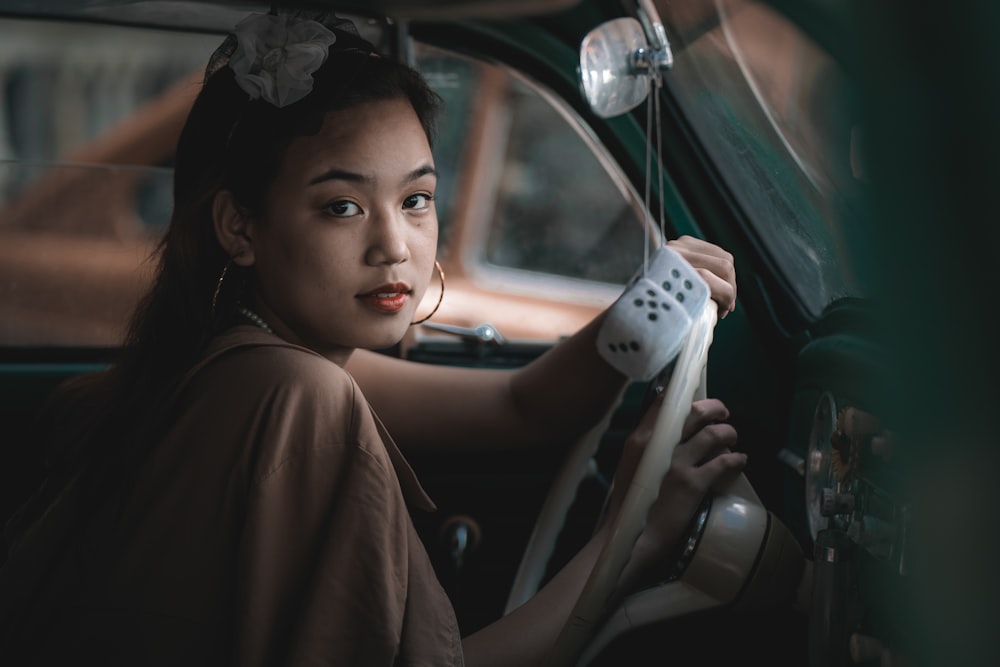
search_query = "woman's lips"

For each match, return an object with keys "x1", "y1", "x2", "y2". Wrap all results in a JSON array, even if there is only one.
[{"x1": 358, "y1": 283, "x2": 411, "y2": 314}]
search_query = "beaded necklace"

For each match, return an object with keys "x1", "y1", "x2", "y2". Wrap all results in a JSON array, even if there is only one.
[{"x1": 238, "y1": 306, "x2": 274, "y2": 334}]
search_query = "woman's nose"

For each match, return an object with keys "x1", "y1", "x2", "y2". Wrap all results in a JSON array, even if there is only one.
[{"x1": 365, "y1": 208, "x2": 410, "y2": 266}]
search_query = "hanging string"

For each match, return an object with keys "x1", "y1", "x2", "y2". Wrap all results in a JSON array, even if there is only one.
[
  {"x1": 643, "y1": 77, "x2": 655, "y2": 276},
  {"x1": 654, "y1": 72, "x2": 666, "y2": 244}
]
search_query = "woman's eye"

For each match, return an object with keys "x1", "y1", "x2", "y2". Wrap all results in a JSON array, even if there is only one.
[
  {"x1": 403, "y1": 193, "x2": 434, "y2": 211},
  {"x1": 324, "y1": 200, "x2": 361, "y2": 217}
]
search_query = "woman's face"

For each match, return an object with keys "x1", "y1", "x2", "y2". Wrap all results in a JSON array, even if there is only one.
[{"x1": 245, "y1": 96, "x2": 438, "y2": 364}]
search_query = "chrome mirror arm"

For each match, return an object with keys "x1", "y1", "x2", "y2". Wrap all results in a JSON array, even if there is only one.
[{"x1": 635, "y1": 0, "x2": 674, "y2": 74}]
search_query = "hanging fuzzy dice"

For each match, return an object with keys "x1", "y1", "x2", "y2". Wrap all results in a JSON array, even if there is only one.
[{"x1": 597, "y1": 245, "x2": 710, "y2": 381}]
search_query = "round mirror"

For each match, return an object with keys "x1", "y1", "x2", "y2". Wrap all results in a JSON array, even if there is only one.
[{"x1": 578, "y1": 17, "x2": 650, "y2": 118}]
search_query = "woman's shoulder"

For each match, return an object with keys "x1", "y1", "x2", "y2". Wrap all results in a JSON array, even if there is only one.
[
  {"x1": 180, "y1": 330, "x2": 380, "y2": 474},
  {"x1": 232, "y1": 340, "x2": 351, "y2": 383},
  {"x1": 208, "y1": 327, "x2": 351, "y2": 376},
  {"x1": 186, "y1": 328, "x2": 364, "y2": 416}
]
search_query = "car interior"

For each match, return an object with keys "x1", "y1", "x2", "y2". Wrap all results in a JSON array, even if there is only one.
[{"x1": 2, "y1": 1, "x2": 997, "y2": 666}]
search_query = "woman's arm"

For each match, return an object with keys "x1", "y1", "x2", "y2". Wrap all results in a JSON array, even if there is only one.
[
  {"x1": 346, "y1": 313, "x2": 626, "y2": 454},
  {"x1": 347, "y1": 236, "x2": 737, "y2": 455}
]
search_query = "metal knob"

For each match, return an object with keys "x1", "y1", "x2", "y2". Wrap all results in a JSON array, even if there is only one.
[{"x1": 419, "y1": 321, "x2": 506, "y2": 346}]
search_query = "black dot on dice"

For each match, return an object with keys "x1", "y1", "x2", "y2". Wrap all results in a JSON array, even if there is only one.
[
  {"x1": 646, "y1": 289, "x2": 655, "y2": 297},
  {"x1": 677, "y1": 293, "x2": 685, "y2": 303},
  {"x1": 629, "y1": 341, "x2": 639, "y2": 351},
  {"x1": 671, "y1": 269, "x2": 680, "y2": 278},
  {"x1": 607, "y1": 343, "x2": 617, "y2": 352},
  {"x1": 648, "y1": 312, "x2": 658, "y2": 321},
  {"x1": 633, "y1": 298, "x2": 643, "y2": 307},
  {"x1": 684, "y1": 279, "x2": 692, "y2": 290},
  {"x1": 647, "y1": 300, "x2": 657, "y2": 308},
  {"x1": 662, "y1": 281, "x2": 672, "y2": 291},
  {"x1": 661, "y1": 302, "x2": 671, "y2": 310}
]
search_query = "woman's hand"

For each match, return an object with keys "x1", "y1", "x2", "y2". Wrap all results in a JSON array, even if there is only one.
[
  {"x1": 606, "y1": 396, "x2": 746, "y2": 592},
  {"x1": 667, "y1": 236, "x2": 737, "y2": 318},
  {"x1": 460, "y1": 399, "x2": 744, "y2": 666}
]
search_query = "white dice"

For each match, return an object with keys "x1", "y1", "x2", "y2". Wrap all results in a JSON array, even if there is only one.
[{"x1": 597, "y1": 245, "x2": 710, "y2": 381}]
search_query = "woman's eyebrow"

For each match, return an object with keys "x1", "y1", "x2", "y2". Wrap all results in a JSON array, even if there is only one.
[
  {"x1": 405, "y1": 165, "x2": 437, "y2": 183},
  {"x1": 307, "y1": 164, "x2": 437, "y2": 187},
  {"x1": 308, "y1": 168, "x2": 371, "y2": 186}
]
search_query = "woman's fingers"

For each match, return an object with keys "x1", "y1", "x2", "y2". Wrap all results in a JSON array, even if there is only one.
[
  {"x1": 672, "y1": 400, "x2": 742, "y2": 495},
  {"x1": 625, "y1": 397, "x2": 732, "y2": 461},
  {"x1": 705, "y1": 451, "x2": 749, "y2": 493},
  {"x1": 681, "y1": 398, "x2": 730, "y2": 441},
  {"x1": 666, "y1": 235, "x2": 737, "y2": 317},
  {"x1": 617, "y1": 398, "x2": 738, "y2": 500},
  {"x1": 676, "y1": 422, "x2": 738, "y2": 464},
  {"x1": 697, "y1": 264, "x2": 737, "y2": 318}
]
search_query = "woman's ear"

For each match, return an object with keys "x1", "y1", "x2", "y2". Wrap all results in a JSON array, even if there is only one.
[{"x1": 212, "y1": 190, "x2": 256, "y2": 267}]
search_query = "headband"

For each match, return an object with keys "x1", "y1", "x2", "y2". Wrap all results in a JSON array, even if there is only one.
[{"x1": 206, "y1": 11, "x2": 376, "y2": 108}]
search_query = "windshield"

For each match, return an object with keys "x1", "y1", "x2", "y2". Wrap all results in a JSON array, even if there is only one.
[{"x1": 658, "y1": 0, "x2": 869, "y2": 317}]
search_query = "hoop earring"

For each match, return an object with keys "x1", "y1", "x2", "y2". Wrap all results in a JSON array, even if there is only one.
[
  {"x1": 411, "y1": 260, "x2": 445, "y2": 326},
  {"x1": 211, "y1": 261, "x2": 232, "y2": 320}
]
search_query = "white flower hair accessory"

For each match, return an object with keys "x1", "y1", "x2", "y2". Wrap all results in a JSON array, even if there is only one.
[{"x1": 228, "y1": 13, "x2": 337, "y2": 108}]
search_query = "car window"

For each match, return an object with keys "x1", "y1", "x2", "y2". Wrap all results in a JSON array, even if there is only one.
[
  {"x1": 487, "y1": 69, "x2": 648, "y2": 286},
  {"x1": 658, "y1": 0, "x2": 868, "y2": 317},
  {"x1": 0, "y1": 17, "x2": 651, "y2": 347},
  {"x1": 417, "y1": 46, "x2": 651, "y2": 337}
]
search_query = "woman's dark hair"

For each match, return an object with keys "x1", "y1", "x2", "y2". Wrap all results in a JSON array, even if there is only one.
[{"x1": 60, "y1": 23, "x2": 444, "y2": 493}]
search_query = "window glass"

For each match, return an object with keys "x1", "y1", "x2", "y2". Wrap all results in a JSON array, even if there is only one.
[
  {"x1": 658, "y1": 0, "x2": 868, "y2": 316},
  {"x1": 417, "y1": 45, "x2": 650, "y2": 335},
  {"x1": 487, "y1": 72, "x2": 648, "y2": 286}
]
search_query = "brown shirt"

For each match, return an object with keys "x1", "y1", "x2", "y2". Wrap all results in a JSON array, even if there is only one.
[{"x1": 3, "y1": 326, "x2": 464, "y2": 666}]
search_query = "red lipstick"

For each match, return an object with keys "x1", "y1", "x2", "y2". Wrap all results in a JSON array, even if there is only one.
[{"x1": 358, "y1": 283, "x2": 411, "y2": 314}]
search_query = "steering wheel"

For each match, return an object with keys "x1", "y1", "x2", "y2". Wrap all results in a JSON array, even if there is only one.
[{"x1": 506, "y1": 301, "x2": 770, "y2": 666}]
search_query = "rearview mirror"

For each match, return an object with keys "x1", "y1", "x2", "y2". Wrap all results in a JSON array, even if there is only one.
[
  {"x1": 578, "y1": 1, "x2": 674, "y2": 118},
  {"x1": 578, "y1": 18, "x2": 649, "y2": 118}
]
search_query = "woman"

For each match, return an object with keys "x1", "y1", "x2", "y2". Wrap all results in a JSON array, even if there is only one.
[{"x1": 1, "y1": 11, "x2": 743, "y2": 666}]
